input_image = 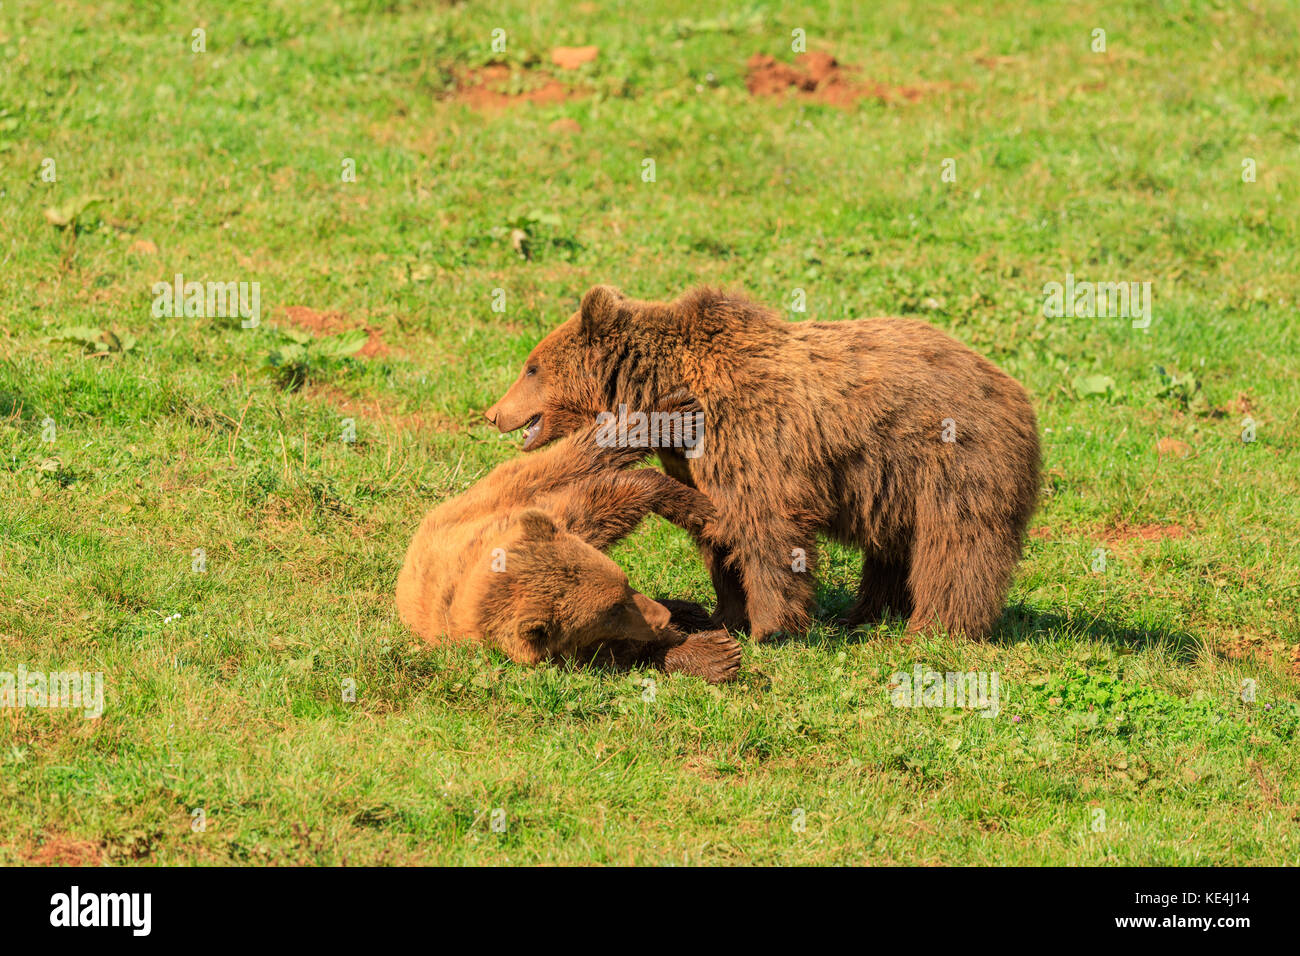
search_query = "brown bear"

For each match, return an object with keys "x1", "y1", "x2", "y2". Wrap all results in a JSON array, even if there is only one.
[
  {"x1": 395, "y1": 414, "x2": 741, "y2": 683},
  {"x1": 484, "y1": 285, "x2": 1040, "y2": 642}
]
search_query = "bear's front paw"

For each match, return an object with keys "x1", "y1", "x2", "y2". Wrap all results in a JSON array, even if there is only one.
[{"x1": 664, "y1": 629, "x2": 742, "y2": 684}]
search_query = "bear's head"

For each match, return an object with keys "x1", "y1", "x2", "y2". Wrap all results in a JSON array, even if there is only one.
[
  {"x1": 485, "y1": 284, "x2": 772, "y2": 451},
  {"x1": 472, "y1": 508, "x2": 673, "y2": 662},
  {"x1": 484, "y1": 285, "x2": 679, "y2": 450}
]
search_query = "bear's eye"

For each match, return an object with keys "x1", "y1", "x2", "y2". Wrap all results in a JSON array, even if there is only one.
[{"x1": 525, "y1": 365, "x2": 538, "y2": 377}]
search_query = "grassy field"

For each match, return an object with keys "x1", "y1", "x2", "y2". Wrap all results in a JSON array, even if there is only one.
[{"x1": 1, "y1": 0, "x2": 1298, "y2": 865}]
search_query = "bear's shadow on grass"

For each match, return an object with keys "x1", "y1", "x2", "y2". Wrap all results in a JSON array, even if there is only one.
[
  {"x1": 992, "y1": 603, "x2": 1199, "y2": 659},
  {"x1": 702, "y1": 587, "x2": 1200, "y2": 659}
]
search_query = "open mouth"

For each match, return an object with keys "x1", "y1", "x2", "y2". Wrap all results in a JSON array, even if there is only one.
[{"x1": 520, "y1": 413, "x2": 543, "y2": 450}]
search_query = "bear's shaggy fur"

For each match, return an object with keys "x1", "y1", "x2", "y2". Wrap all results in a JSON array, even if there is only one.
[
  {"x1": 395, "y1": 417, "x2": 742, "y2": 683},
  {"x1": 485, "y1": 285, "x2": 1040, "y2": 642}
]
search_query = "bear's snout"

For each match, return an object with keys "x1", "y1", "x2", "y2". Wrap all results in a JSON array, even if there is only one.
[
  {"x1": 631, "y1": 592, "x2": 672, "y2": 632},
  {"x1": 484, "y1": 397, "x2": 532, "y2": 434}
]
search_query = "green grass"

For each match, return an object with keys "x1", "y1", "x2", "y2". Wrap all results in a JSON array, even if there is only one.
[{"x1": 1, "y1": 0, "x2": 1298, "y2": 865}]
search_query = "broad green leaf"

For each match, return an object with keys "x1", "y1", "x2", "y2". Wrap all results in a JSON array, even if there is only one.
[
  {"x1": 315, "y1": 328, "x2": 369, "y2": 358},
  {"x1": 1072, "y1": 373, "x2": 1116, "y2": 397},
  {"x1": 43, "y1": 195, "x2": 106, "y2": 228}
]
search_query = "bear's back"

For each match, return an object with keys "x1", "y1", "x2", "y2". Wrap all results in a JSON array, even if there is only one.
[{"x1": 396, "y1": 506, "x2": 504, "y2": 644}]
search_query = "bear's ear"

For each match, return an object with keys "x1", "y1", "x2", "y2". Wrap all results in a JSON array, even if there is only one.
[
  {"x1": 516, "y1": 508, "x2": 557, "y2": 541},
  {"x1": 579, "y1": 285, "x2": 626, "y2": 338},
  {"x1": 516, "y1": 619, "x2": 550, "y2": 646}
]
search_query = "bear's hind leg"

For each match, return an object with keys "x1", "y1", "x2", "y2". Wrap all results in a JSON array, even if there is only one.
[
  {"x1": 838, "y1": 552, "x2": 913, "y2": 629},
  {"x1": 905, "y1": 513, "x2": 1018, "y2": 640}
]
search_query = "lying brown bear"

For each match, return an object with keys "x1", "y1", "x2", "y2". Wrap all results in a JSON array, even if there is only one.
[
  {"x1": 485, "y1": 286, "x2": 1040, "y2": 642},
  {"x1": 396, "y1": 415, "x2": 741, "y2": 683}
]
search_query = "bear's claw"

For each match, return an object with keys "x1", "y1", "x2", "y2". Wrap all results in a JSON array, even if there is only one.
[{"x1": 663, "y1": 629, "x2": 742, "y2": 684}]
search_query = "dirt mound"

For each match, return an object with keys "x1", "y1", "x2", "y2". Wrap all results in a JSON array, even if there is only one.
[
  {"x1": 279, "y1": 306, "x2": 387, "y2": 358},
  {"x1": 451, "y1": 65, "x2": 583, "y2": 110},
  {"x1": 1105, "y1": 522, "x2": 1186, "y2": 544},
  {"x1": 16, "y1": 833, "x2": 105, "y2": 866},
  {"x1": 550, "y1": 46, "x2": 598, "y2": 70},
  {"x1": 1155, "y1": 437, "x2": 1195, "y2": 460},
  {"x1": 745, "y1": 51, "x2": 932, "y2": 106},
  {"x1": 1029, "y1": 522, "x2": 1187, "y2": 546}
]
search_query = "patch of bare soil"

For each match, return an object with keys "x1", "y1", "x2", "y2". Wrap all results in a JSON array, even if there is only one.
[
  {"x1": 549, "y1": 117, "x2": 582, "y2": 135},
  {"x1": 1104, "y1": 522, "x2": 1186, "y2": 545},
  {"x1": 450, "y1": 65, "x2": 584, "y2": 110},
  {"x1": 1089, "y1": 520, "x2": 1188, "y2": 570},
  {"x1": 16, "y1": 833, "x2": 105, "y2": 866},
  {"x1": 550, "y1": 46, "x2": 598, "y2": 70},
  {"x1": 1154, "y1": 436, "x2": 1195, "y2": 461},
  {"x1": 745, "y1": 51, "x2": 938, "y2": 106},
  {"x1": 1030, "y1": 522, "x2": 1188, "y2": 550},
  {"x1": 1221, "y1": 631, "x2": 1298, "y2": 677},
  {"x1": 974, "y1": 54, "x2": 1022, "y2": 70},
  {"x1": 278, "y1": 306, "x2": 387, "y2": 358}
]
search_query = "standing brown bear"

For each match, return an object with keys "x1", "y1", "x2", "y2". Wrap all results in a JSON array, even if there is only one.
[{"x1": 485, "y1": 286, "x2": 1040, "y2": 643}]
